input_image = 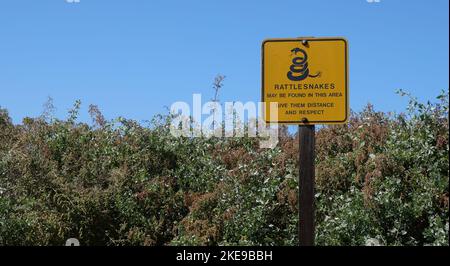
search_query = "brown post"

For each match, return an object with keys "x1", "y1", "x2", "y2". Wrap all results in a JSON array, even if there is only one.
[{"x1": 298, "y1": 125, "x2": 315, "y2": 246}]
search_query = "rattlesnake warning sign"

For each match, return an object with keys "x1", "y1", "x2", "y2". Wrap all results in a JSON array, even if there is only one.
[{"x1": 262, "y1": 37, "x2": 349, "y2": 124}]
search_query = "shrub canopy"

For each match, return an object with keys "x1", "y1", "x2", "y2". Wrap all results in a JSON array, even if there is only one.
[{"x1": 0, "y1": 91, "x2": 448, "y2": 246}]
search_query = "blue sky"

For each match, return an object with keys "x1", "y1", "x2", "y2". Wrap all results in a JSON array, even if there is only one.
[{"x1": 0, "y1": 0, "x2": 448, "y2": 125}]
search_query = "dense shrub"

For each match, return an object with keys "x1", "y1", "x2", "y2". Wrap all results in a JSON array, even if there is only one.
[{"x1": 0, "y1": 90, "x2": 448, "y2": 246}]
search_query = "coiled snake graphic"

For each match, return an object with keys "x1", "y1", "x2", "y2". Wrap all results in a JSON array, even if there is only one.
[{"x1": 287, "y1": 48, "x2": 321, "y2": 81}]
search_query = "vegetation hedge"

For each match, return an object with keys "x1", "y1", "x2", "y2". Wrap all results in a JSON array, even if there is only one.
[{"x1": 0, "y1": 90, "x2": 448, "y2": 246}]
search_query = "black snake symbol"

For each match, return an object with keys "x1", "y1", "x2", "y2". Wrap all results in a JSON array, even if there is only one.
[{"x1": 287, "y1": 48, "x2": 321, "y2": 81}]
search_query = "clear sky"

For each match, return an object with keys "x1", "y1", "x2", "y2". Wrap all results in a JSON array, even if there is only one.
[{"x1": 0, "y1": 0, "x2": 448, "y2": 124}]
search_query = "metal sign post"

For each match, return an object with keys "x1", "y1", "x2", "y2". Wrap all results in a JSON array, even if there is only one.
[{"x1": 298, "y1": 125, "x2": 315, "y2": 246}]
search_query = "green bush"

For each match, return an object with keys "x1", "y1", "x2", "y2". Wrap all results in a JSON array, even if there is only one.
[{"x1": 0, "y1": 90, "x2": 448, "y2": 246}]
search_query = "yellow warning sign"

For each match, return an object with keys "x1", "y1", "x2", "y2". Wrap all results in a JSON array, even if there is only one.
[{"x1": 262, "y1": 37, "x2": 349, "y2": 124}]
